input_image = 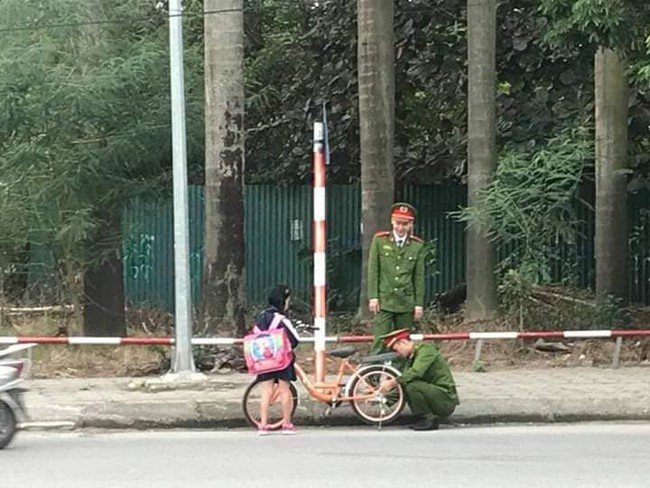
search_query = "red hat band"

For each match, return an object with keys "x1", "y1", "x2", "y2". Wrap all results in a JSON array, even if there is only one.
[
  {"x1": 383, "y1": 328, "x2": 411, "y2": 348},
  {"x1": 391, "y1": 205, "x2": 415, "y2": 221}
]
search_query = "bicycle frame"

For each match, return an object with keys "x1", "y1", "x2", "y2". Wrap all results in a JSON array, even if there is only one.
[
  {"x1": 292, "y1": 354, "x2": 401, "y2": 406},
  {"x1": 294, "y1": 359, "x2": 350, "y2": 404}
]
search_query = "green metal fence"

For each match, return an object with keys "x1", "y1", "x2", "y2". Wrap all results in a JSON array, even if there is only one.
[{"x1": 122, "y1": 184, "x2": 650, "y2": 311}]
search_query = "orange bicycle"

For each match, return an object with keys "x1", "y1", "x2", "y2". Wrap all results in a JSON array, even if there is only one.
[{"x1": 242, "y1": 323, "x2": 405, "y2": 430}]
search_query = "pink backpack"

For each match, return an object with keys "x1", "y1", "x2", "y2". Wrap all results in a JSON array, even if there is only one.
[{"x1": 243, "y1": 313, "x2": 293, "y2": 375}]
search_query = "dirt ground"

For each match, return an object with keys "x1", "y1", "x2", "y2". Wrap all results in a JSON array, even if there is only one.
[{"x1": 1, "y1": 308, "x2": 648, "y2": 378}]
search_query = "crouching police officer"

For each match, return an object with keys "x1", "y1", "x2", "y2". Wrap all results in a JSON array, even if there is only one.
[{"x1": 379, "y1": 328, "x2": 459, "y2": 431}]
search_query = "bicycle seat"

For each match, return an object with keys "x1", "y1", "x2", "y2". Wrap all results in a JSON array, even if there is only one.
[
  {"x1": 359, "y1": 352, "x2": 399, "y2": 364},
  {"x1": 327, "y1": 346, "x2": 356, "y2": 359}
]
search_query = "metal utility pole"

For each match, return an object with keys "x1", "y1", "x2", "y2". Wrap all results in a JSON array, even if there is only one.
[{"x1": 168, "y1": 0, "x2": 195, "y2": 374}]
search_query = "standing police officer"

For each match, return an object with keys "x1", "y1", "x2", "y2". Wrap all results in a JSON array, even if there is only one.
[{"x1": 367, "y1": 202, "x2": 426, "y2": 354}]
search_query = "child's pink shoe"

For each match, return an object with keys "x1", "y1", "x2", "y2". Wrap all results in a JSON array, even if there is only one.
[
  {"x1": 281, "y1": 423, "x2": 297, "y2": 435},
  {"x1": 257, "y1": 425, "x2": 270, "y2": 436}
]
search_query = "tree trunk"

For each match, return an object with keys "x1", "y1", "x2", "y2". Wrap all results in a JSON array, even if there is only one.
[
  {"x1": 595, "y1": 47, "x2": 628, "y2": 302},
  {"x1": 83, "y1": 209, "x2": 126, "y2": 336},
  {"x1": 357, "y1": 0, "x2": 395, "y2": 319},
  {"x1": 465, "y1": 0, "x2": 498, "y2": 321},
  {"x1": 202, "y1": 0, "x2": 246, "y2": 336}
]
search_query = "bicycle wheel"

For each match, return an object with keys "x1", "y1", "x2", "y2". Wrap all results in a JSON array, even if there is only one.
[
  {"x1": 242, "y1": 379, "x2": 299, "y2": 430},
  {"x1": 349, "y1": 366, "x2": 405, "y2": 426}
]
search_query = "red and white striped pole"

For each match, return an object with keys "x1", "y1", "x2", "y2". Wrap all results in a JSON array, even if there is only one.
[{"x1": 313, "y1": 122, "x2": 327, "y2": 383}]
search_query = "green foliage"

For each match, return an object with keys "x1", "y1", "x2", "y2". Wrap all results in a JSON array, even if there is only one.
[
  {"x1": 242, "y1": 0, "x2": 358, "y2": 183},
  {"x1": 628, "y1": 33, "x2": 650, "y2": 88},
  {"x1": 453, "y1": 129, "x2": 593, "y2": 284},
  {"x1": 241, "y1": 0, "x2": 476, "y2": 183},
  {"x1": 539, "y1": 0, "x2": 650, "y2": 88},
  {"x1": 539, "y1": 0, "x2": 649, "y2": 52},
  {"x1": 499, "y1": 267, "x2": 536, "y2": 318},
  {"x1": 471, "y1": 359, "x2": 487, "y2": 373},
  {"x1": 1, "y1": 0, "x2": 649, "y2": 310},
  {"x1": 0, "y1": 0, "x2": 203, "y2": 293},
  {"x1": 240, "y1": 0, "x2": 646, "y2": 185},
  {"x1": 593, "y1": 294, "x2": 629, "y2": 328}
]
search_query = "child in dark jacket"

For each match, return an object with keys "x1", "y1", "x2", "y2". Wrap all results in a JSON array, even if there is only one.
[{"x1": 254, "y1": 284, "x2": 300, "y2": 435}]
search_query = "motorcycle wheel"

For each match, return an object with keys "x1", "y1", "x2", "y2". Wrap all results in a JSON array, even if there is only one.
[{"x1": 0, "y1": 401, "x2": 16, "y2": 449}]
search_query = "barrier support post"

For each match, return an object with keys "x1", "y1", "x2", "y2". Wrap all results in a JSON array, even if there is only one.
[
  {"x1": 612, "y1": 336, "x2": 623, "y2": 369},
  {"x1": 473, "y1": 338, "x2": 484, "y2": 369}
]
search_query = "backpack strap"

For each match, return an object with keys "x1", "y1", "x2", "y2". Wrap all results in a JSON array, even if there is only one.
[{"x1": 268, "y1": 312, "x2": 285, "y2": 330}]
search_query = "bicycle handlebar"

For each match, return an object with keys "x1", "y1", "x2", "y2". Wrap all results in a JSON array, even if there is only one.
[{"x1": 294, "y1": 320, "x2": 320, "y2": 333}]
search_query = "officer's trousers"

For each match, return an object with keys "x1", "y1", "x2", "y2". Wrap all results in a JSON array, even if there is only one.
[
  {"x1": 370, "y1": 310, "x2": 414, "y2": 354},
  {"x1": 404, "y1": 381, "x2": 458, "y2": 419}
]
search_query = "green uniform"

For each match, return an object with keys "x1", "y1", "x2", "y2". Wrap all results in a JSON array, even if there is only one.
[
  {"x1": 397, "y1": 343, "x2": 459, "y2": 419},
  {"x1": 367, "y1": 231, "x2": 425, "y2": 353}
]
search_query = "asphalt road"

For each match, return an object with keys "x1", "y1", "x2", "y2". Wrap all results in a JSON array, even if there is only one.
[{"x1": 4, "y1": 423, "x2": 650, "y2": 488}]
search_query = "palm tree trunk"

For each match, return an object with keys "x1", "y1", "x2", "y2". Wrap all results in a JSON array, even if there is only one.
[
  {"x1": 202, "y1": 0, "x2": 246, "y2": 336},
  {"x1": 466, "y1": 0, "x2": 498, "y2": 321},
  {"x1": 83, "y1": 208, "x2": 126, "y2": 336},
  {"x1": 595, "y1": 47, "x2": 629, "y2": 302},
  {"x1": 357, "y1": 0, "x2": 395, "y2": 318}
]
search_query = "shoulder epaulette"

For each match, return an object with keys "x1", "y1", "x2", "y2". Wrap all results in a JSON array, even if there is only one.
[
  {"x1": 374, "y1": 231, "x2": 390, "y2": 237},
  {"x1": 410, "y1": 235, "x2": 424, "y2": 243}
]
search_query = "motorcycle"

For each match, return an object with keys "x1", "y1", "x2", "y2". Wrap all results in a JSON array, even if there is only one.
[{"x1": 0, "y1": 343, "x2": 35, "y2": 449}]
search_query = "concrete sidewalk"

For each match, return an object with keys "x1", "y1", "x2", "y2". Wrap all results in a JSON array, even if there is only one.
[{"x1": 21, "y1": 366, "x2": 650, "y2": 430}]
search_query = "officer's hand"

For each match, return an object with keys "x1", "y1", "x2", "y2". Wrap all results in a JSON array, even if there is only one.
[
  {"x1": 414, "y1": 306, "x2": 424, "y2": 321},
  {"x1": 368, "y1": 299, "x2": 380, "y2": 314},
  {"x1": 379, "y1": 379, "x2": 396, "y2": 392}
]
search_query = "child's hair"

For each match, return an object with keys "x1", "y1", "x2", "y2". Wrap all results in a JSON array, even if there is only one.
[{"x1": 268, "y1": 284, "x2": 291, "y2": 313}]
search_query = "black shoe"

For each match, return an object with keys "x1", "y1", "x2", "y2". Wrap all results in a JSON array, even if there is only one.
[{"x1": 410, "y1": 416, "x2": 439, "y2": 431}]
